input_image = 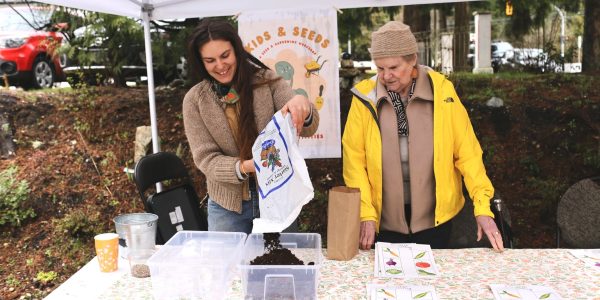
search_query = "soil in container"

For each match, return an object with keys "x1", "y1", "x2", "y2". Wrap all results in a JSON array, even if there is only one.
[{"x1": 249, "y1": 233, "x2": 314, "y2": 265}]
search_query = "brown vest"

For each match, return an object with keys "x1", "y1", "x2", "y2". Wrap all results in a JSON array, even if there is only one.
[{"x1": 378, "y1": 65, "x2": 436, "y2": 234}]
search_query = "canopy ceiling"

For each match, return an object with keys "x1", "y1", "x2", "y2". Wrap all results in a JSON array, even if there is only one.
[{"x1": 36, "y1": 0, "x2": 473, "y2": 20}]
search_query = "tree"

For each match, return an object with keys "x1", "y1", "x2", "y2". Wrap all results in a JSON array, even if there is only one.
[
  {"x1": 337, "y1": 7, "x2": 401, "y2": 61},
  {"x1": 453, "y1": 2, "x2": 469, "y2": 72},
  {"x1": 582, "y1": 0, "x2": 600, "y2": 73}
]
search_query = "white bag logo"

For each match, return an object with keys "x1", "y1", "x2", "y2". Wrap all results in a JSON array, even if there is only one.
[{"x1": 252, "y1": 112, "x2": 314, "y2": 233}]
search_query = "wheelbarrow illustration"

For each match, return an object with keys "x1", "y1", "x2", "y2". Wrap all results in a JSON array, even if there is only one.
[{"x1": 304, "y1": 55, "x2": 327, "y2": 78}]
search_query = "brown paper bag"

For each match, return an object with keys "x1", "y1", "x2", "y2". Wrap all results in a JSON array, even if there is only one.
[{"x1": 327, "y1": 186, "x2": 360, "y2": 260}]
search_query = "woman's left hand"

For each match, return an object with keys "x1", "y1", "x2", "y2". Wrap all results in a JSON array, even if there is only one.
[
  {"x1": 281, "y1": 94, "x2": 311, "y2": 135},
  {"x1": 476, "y1": 215, "x2": 505, "y2": 253}
]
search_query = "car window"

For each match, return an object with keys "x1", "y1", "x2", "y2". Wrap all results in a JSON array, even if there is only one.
[{"x1": 0, "y1": 6, "x2": 52, "y2": 32}]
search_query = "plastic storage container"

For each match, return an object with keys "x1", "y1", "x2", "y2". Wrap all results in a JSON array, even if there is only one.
[
  {"x1": 240, "y1": 233, "x2": 322, "y2": 300},
  {"x1": 147, "y1": 231, "x2": 247, "y2": 300}
]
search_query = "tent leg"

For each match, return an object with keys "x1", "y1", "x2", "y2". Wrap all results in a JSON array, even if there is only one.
[{"x1": 142, "y1": 12, "x2": 163, "y2": 192}]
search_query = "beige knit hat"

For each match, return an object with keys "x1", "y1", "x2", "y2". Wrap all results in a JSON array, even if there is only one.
[{"x1": 370, "y1": 21, "x2": 418, "y2": 59}]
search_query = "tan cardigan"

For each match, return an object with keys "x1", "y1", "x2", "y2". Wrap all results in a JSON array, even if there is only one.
[
  {"x1": 378, "y1": 65, "x2": 436, "y2": 234},
  {"x1": 183, "y1": 69, "x2": 319, "y2": 213}
]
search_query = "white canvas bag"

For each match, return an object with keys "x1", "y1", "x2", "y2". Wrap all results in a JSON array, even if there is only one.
[{"x1": 251, "y1": 111, "x2": 314, "y2": 233}]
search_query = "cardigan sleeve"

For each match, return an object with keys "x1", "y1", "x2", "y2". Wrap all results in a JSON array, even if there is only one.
[{"x1": 182, "y1": 86, "x2": 243, "y2": 185}]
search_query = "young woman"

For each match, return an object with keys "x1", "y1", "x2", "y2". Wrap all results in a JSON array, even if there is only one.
[{"x1": 183, "y1": 19, "x2": 319, "y2": 234}]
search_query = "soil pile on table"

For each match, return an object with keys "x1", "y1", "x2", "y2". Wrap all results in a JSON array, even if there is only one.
[{"x1": 249, "y1": 233, "x2": 313, "y2": 265}]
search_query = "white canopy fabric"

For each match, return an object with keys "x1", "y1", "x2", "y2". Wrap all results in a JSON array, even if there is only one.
[
  {"x1": 34, "y1": 0, "x2": 474, "y2": 156},
  {"x1": 36, "y1": 0, "x2": 468, "y2": 20}
]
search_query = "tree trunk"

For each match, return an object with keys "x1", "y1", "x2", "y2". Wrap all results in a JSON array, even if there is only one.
[
  {"x1": 403, "y1": 5, "x2": 430, "y2": 33},
  {"x1": 583, "y1": 0, "x2": 600, "y2": 73},
  {"x1": 403, "y1": 5, "x2": 431, "y2": 65},
  {"x1": 453, "y1": 2, "x2": 469, "y2": 72}
]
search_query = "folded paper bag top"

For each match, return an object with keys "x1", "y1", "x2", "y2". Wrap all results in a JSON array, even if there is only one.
[{"x1": 327, "y1": 186, "x2": 361, "y2": 261}]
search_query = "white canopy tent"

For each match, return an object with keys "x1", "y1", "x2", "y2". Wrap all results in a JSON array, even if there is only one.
[{"x1": 35, "y1": 0, "x2": 471, "y2": 155}]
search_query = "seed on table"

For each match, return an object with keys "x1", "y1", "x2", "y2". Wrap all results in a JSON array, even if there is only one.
[{"x1": 131, "y1": 264, "x2": 150, "y2": 278}]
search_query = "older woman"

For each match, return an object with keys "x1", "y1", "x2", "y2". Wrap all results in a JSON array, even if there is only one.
[{"x1": 342, "y1": 21, "x2": 503, "y2": 251}]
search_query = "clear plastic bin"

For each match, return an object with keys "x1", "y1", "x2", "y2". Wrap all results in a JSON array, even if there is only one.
[
  {"x1": 240, "y1": 233, "x2": 322, "y2": 300},
  {"x1": 147, "y1": 231, "x2": 247, "y2": 300}
]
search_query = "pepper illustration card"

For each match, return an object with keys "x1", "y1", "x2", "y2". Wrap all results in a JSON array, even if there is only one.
[
  {"x1": 366, "y1": 284, "x2": 438, "y2": 300},
  {"x1": 490, "y1": 284, "x2": 563, "y2": 300},
  {"x1": 374, "y1": 243, "x2": 439, "y2": 278}
]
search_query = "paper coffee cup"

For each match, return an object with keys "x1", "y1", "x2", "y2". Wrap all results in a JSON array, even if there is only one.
[{"x1": 94, "y1": 233, "x2": 119, "y2": 272}]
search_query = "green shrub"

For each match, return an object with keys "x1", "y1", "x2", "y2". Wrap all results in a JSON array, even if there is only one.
[
  {"x1": 35, "y1": 271, "x2": 58, "y2": 284},
  {"x1": 0, "y1": 166, "x2": 35, "y2": 227},
  {"x1": 55, "y1": 210, "x2": 101, "y2": 238}
]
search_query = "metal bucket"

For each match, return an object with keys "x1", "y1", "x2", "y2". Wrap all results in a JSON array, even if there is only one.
[{"x1": 113, "y1": 213, "x2": 158, "y2": 258}]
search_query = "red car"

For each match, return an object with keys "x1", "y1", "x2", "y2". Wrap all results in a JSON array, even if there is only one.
[{"x1": 0, "y1": 4, "x2": 67, "y2": 89}]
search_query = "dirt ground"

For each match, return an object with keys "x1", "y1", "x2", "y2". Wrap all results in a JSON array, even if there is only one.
[{"x1": 0, "y1": 73, "x2": 598, "y2": 299}]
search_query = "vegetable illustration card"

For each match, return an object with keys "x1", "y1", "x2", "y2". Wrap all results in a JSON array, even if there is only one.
[
  {"x1": 366, "y1": 284, "x2": 439, "y2": 300},
  {"x1": 568, "y1": 249, "x2": 600, "y2": 269},
  {"x1": 489, "y1": 284, "x2": 563, "y2": 300},
  {"x1": 374, "y1": 243, "x2": 439, "y2": 278}
]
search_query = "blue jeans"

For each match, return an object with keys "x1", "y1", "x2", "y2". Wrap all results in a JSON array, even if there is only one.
[
  {"x1": 207, "y1": 196, "x2": 259, "y2": 235},
  {"x1": 207, "y1": 178, "x2": 299, "y2": 234}
]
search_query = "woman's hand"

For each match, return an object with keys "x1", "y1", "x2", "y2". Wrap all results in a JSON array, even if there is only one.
[
  {"x1": 476, "y1": 215, "x2": 505, "y2": 252},
  {"x1": 359, "y1": 220, "x2": 376, "y2": 250},
  {"x1": 280, "y1": 94, "x2": 311, "y2": 135},
  {"x1": 240, "y1": 159, "x2": 255, "y2": 175}
]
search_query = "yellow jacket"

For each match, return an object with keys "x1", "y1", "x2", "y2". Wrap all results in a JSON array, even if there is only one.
[{"x1": 342, "y1": 70, "x2": 495, "y2": 231}]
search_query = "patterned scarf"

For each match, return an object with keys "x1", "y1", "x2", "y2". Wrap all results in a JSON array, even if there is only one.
[
  {"x1": 387, "y1": 77, "x2": 415, "y2": 136},
  {"x1": 212, "y1": 81, "x2": 239, "y2": 104}
]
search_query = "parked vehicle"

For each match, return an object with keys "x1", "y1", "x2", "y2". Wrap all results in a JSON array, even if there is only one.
[
  {"x1": 62, "y1": 24, "x2": 148, "y2": 86},
  {"x1": 0, "y1": 4, "x2": 67, "y2": 89},
  {"x1": 513, "y1": 48, "x2": 547, "y2": 72},
  {"x1": 63, "y1": 22, "x2": 184, "y2": 86},
  {"x1": 491, "y1": 41, "x2": 514, "y2": 72}
]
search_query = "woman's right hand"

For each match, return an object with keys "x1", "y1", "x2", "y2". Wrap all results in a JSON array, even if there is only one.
[
  {"x1": 240, "y1": 159, "x2": 255, "y2": 175},
  {"x1": 360, "y1": 220, "x2": 376, "y2": 250}
]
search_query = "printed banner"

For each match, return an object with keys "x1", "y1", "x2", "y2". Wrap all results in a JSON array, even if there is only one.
[{"x1": 238, "y1": 8, "x2": 341, "y2": 158}]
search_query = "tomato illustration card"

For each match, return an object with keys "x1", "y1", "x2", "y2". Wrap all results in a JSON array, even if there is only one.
[
  {"x1": 366, "y1": 284, "x2": 439, "y2": 300},
  {"x1": 489, "y1": 284, "x2": 563, "y2": 300},
  {"x1": 375, "y1": 243, "x2": 439, "y2": 278}
]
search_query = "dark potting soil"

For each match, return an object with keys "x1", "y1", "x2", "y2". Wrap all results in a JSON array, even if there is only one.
[{"x1": 249, "y1": 233, "x2": 314, "y2": 265}]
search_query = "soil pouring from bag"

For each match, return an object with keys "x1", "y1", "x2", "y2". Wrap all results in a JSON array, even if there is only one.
[{"x1": 250, "y1": 233, "x2": 314, "y2": 265}]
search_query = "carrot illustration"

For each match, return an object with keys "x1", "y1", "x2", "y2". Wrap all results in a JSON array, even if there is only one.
[
  {"x1": 378, "y1": 289, "x2": 395, "y2": 298},
  {"x1": 384, "y1": 247, "x2": 399, "y2": 257},
  {"x1": 501, "y1": 290, "x2": 522, "y2": 298}
]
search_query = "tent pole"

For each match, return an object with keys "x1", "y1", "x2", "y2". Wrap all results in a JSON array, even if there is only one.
[
  {"x1": 142, "y1": 12, "x2": 160, "y2": 155},
  {"x1": 142, "y1": 10, "x2": 163, "y2": 192}
]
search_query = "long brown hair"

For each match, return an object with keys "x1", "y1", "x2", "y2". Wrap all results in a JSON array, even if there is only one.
[{"x1": 187, "y1": 18, "x2": 272, "y2": 160}]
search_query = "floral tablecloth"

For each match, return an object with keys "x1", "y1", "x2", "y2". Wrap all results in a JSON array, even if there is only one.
[{"x1": 98, "y1": 248, "x2": 599, "y2": 299}]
